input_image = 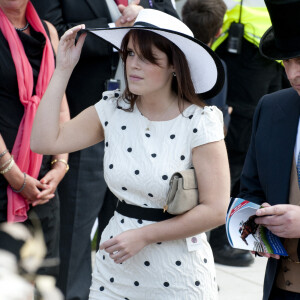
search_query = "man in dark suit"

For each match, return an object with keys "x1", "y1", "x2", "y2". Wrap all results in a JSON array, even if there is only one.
[
  {"x1": 30, "y1": 1, "x2": 178, "y2": 300},
  {"x1": 238, "y1": 0, "x2": 300, "y2": 299}
]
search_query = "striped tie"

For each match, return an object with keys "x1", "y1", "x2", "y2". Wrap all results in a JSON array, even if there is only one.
[{"x1": 297, "y1": 151, "x2": 300, "y2": 189}]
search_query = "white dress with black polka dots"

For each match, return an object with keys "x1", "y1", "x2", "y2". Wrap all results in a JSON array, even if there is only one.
[{"x1": 89, "y1": 90, "x2": 224, "y2": 300}]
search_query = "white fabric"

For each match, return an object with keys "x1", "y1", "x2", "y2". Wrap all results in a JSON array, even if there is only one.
[{"x1": 89, "y1": 91, "x2": 224, "y2": 300}]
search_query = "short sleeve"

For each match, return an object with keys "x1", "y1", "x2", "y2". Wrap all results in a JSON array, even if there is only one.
[
  {"x1": 94, "y1": 90, "x2": 121, "y2": 128},
  {"x1": 190, "y1": 106, "x2": 224, "y2": 149}
]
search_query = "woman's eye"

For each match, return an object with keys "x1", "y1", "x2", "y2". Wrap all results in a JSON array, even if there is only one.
[{"x1": 128, "y1": 50, "x2": 134, "y2": 57}]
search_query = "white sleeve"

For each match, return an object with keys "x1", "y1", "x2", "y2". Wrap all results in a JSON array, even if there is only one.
[
  {"x1": 190, "y1": 106, "x2": 224, "y2": 149},
  {"x1": 94, "y1": 90, "x2": 121, "y2": 129}
]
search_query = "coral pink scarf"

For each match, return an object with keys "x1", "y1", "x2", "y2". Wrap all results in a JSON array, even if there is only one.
[{"x1": 0, "y1": 1, "x2": 55, "y2": 222}]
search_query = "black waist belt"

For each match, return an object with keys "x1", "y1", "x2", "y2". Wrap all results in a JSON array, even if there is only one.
[{"x1": 116, "y1": 200, "x2": 175, "y2": 222}]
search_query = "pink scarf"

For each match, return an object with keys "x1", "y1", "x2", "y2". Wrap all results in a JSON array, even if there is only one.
[{"x1": 0, "y1": 1, "x2": 55, "y2": 222}]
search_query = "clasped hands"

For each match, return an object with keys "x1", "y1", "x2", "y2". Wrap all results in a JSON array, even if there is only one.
[
  {"x1": 251, "y1": 202, "x2": 300, "y2": 259},
  {"x1": 20, "y1": 166, "x2": 65, "y2": 207}
]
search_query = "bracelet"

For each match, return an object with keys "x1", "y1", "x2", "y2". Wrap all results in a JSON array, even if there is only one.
[
  {"x1": 51, "y1": 158, "x2": 69, "y2": 173},
  {"x1": 0, "y1": 155, "x2": 13, "y2": 169},
  {"x1": 0, "y1": 149, "x2": 8, "y2": 159},
  {"x1": 11, "y1": 172, "x2": 26, "y2": 193},
  {"x1": 0, "y1": 157, "x2": 14, "y2": 174}
]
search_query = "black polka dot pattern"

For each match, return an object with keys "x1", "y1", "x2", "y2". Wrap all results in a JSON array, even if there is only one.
[
  {"x1": 127, "y1": 147, "x2": 132, "y2": 152},
  {"x1": 180, "y1": 155, "x2": 185, "y2": 160},
  {"x1": 189, "y1": 114, "x2": 193, "y2": 119},
  {"x1": 104, "y1": 121, "x2": 108, "y2": 126},
  {"x1": 134, "y1": 281, "x2": 139, "y2": 286},
  {"x1": 99, "y1": 286, "x2": 104, "y2": 291},
  {"x1": 195, "y1": 281, "x2": 200, "y2": 286},
  {"x1": 143, "y1": 203, "x2": 148, "y2": 206},
  {"x1": 193, "y1": 128, "x2": 198, "y2": 133},
  {"x1": 148, "y1": 193, "x2": 153, "y2": 197},
  {"x1": 175, "y1": 261, "x2": 181, "y2": 266},
  {"x1": 144, "y1": 261, "x2": 150, "y2": 266},
  {"x1": 135, "y1": 170, "x2": 140, "y2": 175},
  {"x1": 114, "y1": 92, "x2": 120, "y2": 98},
  {"x1": 103, "y1": 96, "x2": 108, "y2": 100},
  {"x1": 145, "y1": 133, "x2": 150, "y2": 138},
  {"x1": 121, "y1": 219, "x2": 124, "y2": 224},
  {"x1": 204, "y1": 258, "x2": 207, "y2": 263},
  {"x1": 121, "y1": 126, "x2": 126, "y2": 130},
  {"x1": 122, "y1": 187, "x2": 127, "y2": 191},
  {"x1": 109, "y1": 164, "x2": 113, "y2": 169},
  {"x1": 105, "y1": 142, "x2": 108, "y2": 147},
  {"x1": 157, "y1": 242, "x2": 162, "y2": 245},
  {"x1": 151, "y1": 153, "x2": 157, "y2": 158},
  {"x1": 103, "y1": 255, "x2": 105, "y2": 260},
  {"x1": 110, "y1": 277, "x2": 114, "y2": 283},
  {"x1": 137, "y1": 219, "x2": 143, "y2": 224},
  {"x1": 164, "y1": 282, "x2": 170, "y2": 287},
  {"x1": 162, "y1": 175, "x2": 168, "y2": 180},
  {"x1": 170, "y1": 134, "x2": 175, "y2": 139}
]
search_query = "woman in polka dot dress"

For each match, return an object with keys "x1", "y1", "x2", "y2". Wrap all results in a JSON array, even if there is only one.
[{"x1": 31, "y1": 9, "x2": 230, "y2": 300}]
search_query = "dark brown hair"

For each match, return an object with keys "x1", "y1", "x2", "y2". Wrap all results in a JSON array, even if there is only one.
[
  {"x1": 119, "y1": 29, "x2": 204, "y2": 111},
  {"x1": 182, "y1": 0, "x2": 227, "y2": 45}
]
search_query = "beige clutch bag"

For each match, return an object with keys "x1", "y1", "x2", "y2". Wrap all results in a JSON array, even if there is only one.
[{"x1": 164, "y1": 169, "x2": 199, "y2": 215}]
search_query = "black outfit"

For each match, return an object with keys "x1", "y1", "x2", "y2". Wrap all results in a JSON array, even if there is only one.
[
  {"x1": 30, "y1": 2, "x2": 179, "y2": 300},
  {"x1": 209, "y1": 38, "x2": 285, "y2": 267},
  {"x1": 238, "y1": 88, "x2": 300, "y2": 300},
  {"x1": 205, "y1": 59, "x2": 230, "y2": 130},
  {"x1": 0, "y1": 24, "x2": 59, "y2": 277}
]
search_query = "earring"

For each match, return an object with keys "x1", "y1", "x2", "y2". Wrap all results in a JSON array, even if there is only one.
[{"x1": 172, "y1": 72, "x2": 176, "y2": 77}]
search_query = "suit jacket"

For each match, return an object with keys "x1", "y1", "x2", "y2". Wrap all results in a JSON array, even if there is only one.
[
  {"x1": 239, "y1": 87, "x2": 300, "y2": 299},
  {"x1": 30, "y1": 0, "x2": 179, "y2": 116}
]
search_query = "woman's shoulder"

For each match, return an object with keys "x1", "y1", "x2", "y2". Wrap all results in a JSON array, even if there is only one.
[
  {"x1": 188, "y1": 104, "x2": 223, "y2": 124},
  {"x1": 94, "y1": 90, "x2": 130, "y2": 119}
]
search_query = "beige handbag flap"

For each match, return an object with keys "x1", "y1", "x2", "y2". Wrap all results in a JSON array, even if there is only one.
[{"x1": 173, "y1": 169, "x2": 197, "y2": 190}]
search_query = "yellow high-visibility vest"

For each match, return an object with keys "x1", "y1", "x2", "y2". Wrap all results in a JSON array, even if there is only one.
[{"x1": 212, "y1": 0, "x2": 271, "y2": 51}]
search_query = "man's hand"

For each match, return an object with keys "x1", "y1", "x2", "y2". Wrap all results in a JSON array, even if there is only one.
[
  {"x1": 115, "y1": 0, "x2": 143, "y2": 27},
  {"x1": 255, "y1": 203, "x2": 300, "y2": 238}
]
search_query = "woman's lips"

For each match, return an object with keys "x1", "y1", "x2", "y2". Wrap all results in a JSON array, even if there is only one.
[{"x1": 129, "y1": 75, "x2": 143, "y2": 81}]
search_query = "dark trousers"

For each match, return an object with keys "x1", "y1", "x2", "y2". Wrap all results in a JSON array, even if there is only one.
[
  {"x1": 57, "y1": 143, "x2": 107, "y2": 300},
  {"x1": 25, "y1": 192, "x2": 60, "y2": 277}
]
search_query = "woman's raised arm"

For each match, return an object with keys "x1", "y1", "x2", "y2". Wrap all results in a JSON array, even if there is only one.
[{"x1": 31, "y1": 25, "x2": 104, "y2": 155}]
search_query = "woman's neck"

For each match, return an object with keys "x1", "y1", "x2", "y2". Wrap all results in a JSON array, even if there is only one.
[
  {"x1": 1, "y1": 6, "x2": 27, "y2": 29},
  {"x1": 137, "y1": 90, "x2": 180, "y2": 121}
]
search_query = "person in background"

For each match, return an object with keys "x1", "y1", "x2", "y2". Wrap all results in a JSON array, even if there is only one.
[
  {"x1": 208, "y1": 0, "x2": 285, "y2": 267},
  {"x1": 239, "y1": 0, "x2": 300, "y2": 298},
  {"x1": 182, "y1": 0, "x2": 230, "y2": 133},
  {"x1": 31, "y1": 9, "x2": 230, "y2": 299},
  {"x1": 30, "y1": 1, "x2": 179, "y2": 300},
  {"x1": 0, "y1": 0, "x2": 69, "y2": 278}
]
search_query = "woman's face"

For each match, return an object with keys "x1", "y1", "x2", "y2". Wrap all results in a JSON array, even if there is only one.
[
  {"x1": 0, "y1": 0, "x2": 28, "y2": 12},
  {"x1": 125, "y1": 36, "x2": 174, "y2": 97}
]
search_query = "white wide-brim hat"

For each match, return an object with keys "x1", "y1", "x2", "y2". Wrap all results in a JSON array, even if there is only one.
[{"x1": 85, "y1": 9, "x2": 224, "y2": 99}]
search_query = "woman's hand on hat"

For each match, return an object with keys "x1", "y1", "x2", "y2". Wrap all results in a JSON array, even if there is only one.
[
  {"x1": 100, "y1": 228, "x2": 148, "y2": 263},
  {"x1": 116, "y1": 0, "x2": 143, "y2": 27},
  {"x1": 56, "y1": 24, "x2": 87, "y2": 73}
]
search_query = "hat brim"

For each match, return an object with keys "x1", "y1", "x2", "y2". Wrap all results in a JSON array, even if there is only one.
[
  {"x1": 260, "y1": 27, "x2": 300, "y2": 61},
  {"x1": 84, "y1": 27, "x2": 224, "y2": 99}
]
